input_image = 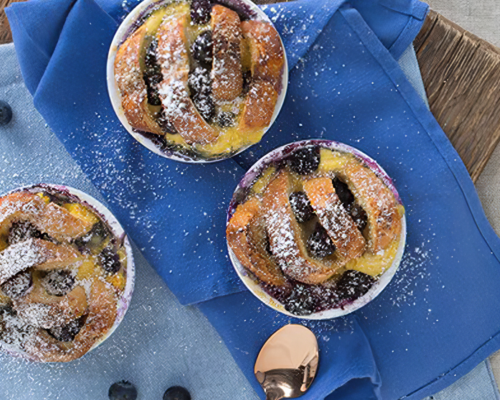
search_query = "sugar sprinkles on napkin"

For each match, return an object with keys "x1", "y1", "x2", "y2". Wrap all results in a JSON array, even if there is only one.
[{"x1": 6, "y1": 0, "x2": 500, "y2": 399}]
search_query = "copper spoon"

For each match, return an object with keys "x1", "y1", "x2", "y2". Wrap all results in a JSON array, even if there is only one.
[{"x1": 254, "y1": 324, "x2": 319, "y2": 400}]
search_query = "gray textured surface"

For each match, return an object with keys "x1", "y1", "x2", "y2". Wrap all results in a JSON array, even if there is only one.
[{"x1": 427, "y1": 0, "x2": 500, "y2": 47}]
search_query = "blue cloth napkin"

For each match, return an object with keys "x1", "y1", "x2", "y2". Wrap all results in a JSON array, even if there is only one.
[{"x1": 7, "y1": 0, "x2": 500, "y2": 399}]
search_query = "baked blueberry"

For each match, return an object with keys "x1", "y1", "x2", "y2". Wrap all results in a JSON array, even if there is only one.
[
  {"x1": 144, "y1": 39, "x2": 162, "y2": 106},
  {"x1": 0, "y1": 101, "x2": 12, "y2": 126},
  {"x1": 218, "y1": 111, "x2": 235, "y2": 128},
  {"x1": 190, "y1": 0, "x2": 211, "y2": 24},
  {"x1": 263, "y1": 234, "x2": 272, "y2": 255},
  {"x1": 163, "y1": 386, "x2": 191, "y2": 400},
  {"x1": 284, "y1": 284, "x2": 315, "y2": 316},
  {"x1": 289, "y1": 191, "x2": 314, "y2": 223},
  {"x1": 1, "y1": 270, "x2": 32, "y2": 300},
  {"x1": 193, "y1": 94, "x2": 216, "y2": 122},
  {"x1": 109, "y1": 380, "x2": 138, "y2": 400},
  {"x1": 192, "y1": 31, "x2": 213, "y2": 66},
  {"x1": 307, "y1": 223, "x2": 336, "y2": 258},
  {"x1": 98, "y1": 247, "x2": 122, "y2": 274},
  {"x1": 286, "y1": 146, "x2": 320, "y2": 175},
  {"x1": 188, "y1": 67, "x2": 215, "y2": 121},
  {"x1": 332, "y1": 178, "x2": 354, "y2": 211},
  {"x1": 74, "y1": 221, "x2": 108, "y2": 252},
  {"x1": 48, "y1": 316, "x2": 85, "y2": 342},
  {"x1": 42, "y1": 270, "x2": 75, "y2": 296},
  {"x1": 8, "y1": 221, "x2": 43, "y2": 245},
  {"x1": 336, "y1": 270, "x2": 375, "y2": 301}
]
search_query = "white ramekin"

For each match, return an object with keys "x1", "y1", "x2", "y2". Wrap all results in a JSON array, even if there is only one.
[
  {"x1": 0, "y1": 184, "x2": 135, "y2": 362},
  {"x1": 107, "y1": 0, "x2": 288, "y2": 163},
  {"x1": 227, "y1": 140, "x2": 407, "y2": 320}
]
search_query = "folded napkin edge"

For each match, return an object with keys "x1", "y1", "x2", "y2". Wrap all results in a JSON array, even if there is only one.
[
  {"x1": 389, "y1": 2, "x2": 429, "y2": 59},
  {"x1": 340, "y1": 5, "x2": 500, "y2": 263}
]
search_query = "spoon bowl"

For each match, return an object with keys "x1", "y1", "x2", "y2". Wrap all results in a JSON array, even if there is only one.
[{"x1": 255, "y1": 325, "x2": 319, "y2": 400}]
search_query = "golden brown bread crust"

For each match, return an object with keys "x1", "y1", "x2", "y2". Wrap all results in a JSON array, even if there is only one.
[
  {"x1": 114, "y1": 25, "x2": 164, "y2": 136},
  {"x1": 157, "y1": 12, "x2": 219, "y2": 145},
  {"x1": 262, "y1": 170, "x2": 343, "y2": 285},
  {"x1": 211, "y1": 5, "x2": 243, "y2": 102},
  {"x1": 342, "y1": 162, "x2": 401, "y2": 253},
  {"x1": 0, "y1": 192, "x2": 45, "y2": 240},
  {"x1": 0, "y1": 239, "x2": 83, "y2": 285},
  {"x1": 34, "y1": 240, "x2": 84, "y2": 271},
  {"x1": 25, "y1": 279, "x2": 117, "y2": 362},
  {"x1": 226, "y1": 197, "x2": 288, "y2": 287},
  {"x1": 15, "y1": 282, "x2": 88, "y2": 330},
  {"x1": 303, "y1": 178, "x2": 366, "y2": 261},
  {"x1": 0, "y1": 192, "x2": 93, "y2": 244},
  {"x1": 238, "y1": 80, "x2": 277, "y2": 134},
  {"x1": 241, "y1": 20, "x2": 285, "y2": 92},
  {"x1": 40, "y1": 203, "x2": 93, "y2": 242}
]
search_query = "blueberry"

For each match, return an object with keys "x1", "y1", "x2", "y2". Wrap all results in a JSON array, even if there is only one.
[
  {"x1": 332, "y1": 178, "x2": 368, "y2": 232},
  {"x1": 144, "y1": 39, "x2": 160, "y2": 73},
  {"x1": 163, "y1": 386, "x2": 191, "y2": 400},
  {"x1": 1, "y1": 270, "x2": 32, "y2": 300},
  {"x1": 336, "y1": 270, "x2": 375, "y2": 301},
  {"x1": 144, "y1": 39, "x2": 162, "y2": 106},
  {"x1": 190, "y1": 0, "x2": 212, "y2": 25},
  {"x1": 193, "y1": 94, "x2": 216, "y2": 122},
  {"x1": 284, "y1": 284, "x2": 315, "y2": 316},
  {"x1": 218, "y1": 112, "x2": 235, "y2": 128},
  {"x1": 188, "y1": 67, "x2": 211, "y2": 97},
  {"x1": 289, "y1": 191, "x2": 314, "y2": 223},
  {"x1": 74, "y1": 221, "x2": 108, "y2": 252},
  {"x1": 286, "y1": 146, "x2": 320, "y2": 175},
  {"x1": 8, "y1": 221, "x2": 43, "y2": 245},
  {"x1": 48, "y1": 316, "x2": 85, "y2": 342},
  {"x1": 188, "y1": 68, "x2": 215, "y2": 122},
  {"x1": 109, "y1": 381, "x2": 138, "y2": 400},
  {"x1": 263, "y1": 234, "x2": 272, "y2": 255},
  {"x1": 42, "y1": 270, "x2": 75, "y2": 296},
  {"x1": 191, "y1": 31, "x2": 213, "y2": 66},
  {"x1": 307, "y1": 223, "x2": 336, "y2": 258},
  {"x1": 332, "y1": 178, "x2": 354, "y2": 211},
  {"x1": 0, "y1": 101, "x2": 12, "y2": 126},
  {"x1": 98, "y1": 247, "x2": 121, "y2": 274}
]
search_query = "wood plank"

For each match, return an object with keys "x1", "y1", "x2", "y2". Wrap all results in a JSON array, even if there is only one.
[
  {"x1": 415, "y1": 10, "x2": 500, "y2": 182},
  {"x1": 0, "y1": 0, "x2": 23, "y2": 44}
]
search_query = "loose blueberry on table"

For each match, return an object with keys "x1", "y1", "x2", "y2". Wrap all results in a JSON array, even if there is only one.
[
  {"x1": 163, "y1": 386, "x2": 192, "y2": 400},
  {"x1": 0, "y1": 100, "x2": 13, "y2": 126},
  {"x1": 109, "y1": 381, "x2": 138, "y2": 400}
]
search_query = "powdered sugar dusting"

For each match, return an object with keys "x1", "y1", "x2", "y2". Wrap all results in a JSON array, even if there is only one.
[{"x1": 0, "y1": 240, "x2": 44, "y2": 285}]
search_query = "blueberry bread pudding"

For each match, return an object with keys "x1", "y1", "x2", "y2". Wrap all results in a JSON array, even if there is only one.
[
  {"x1": 0, "y1": 186, "x2": 129, "y2": 362},
  {"x1": 227, "y1": 144, "x2": 404, "y2": 316},
  {"x1": 114, "y1": 0, "x2": 285, "y2": 161}
]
